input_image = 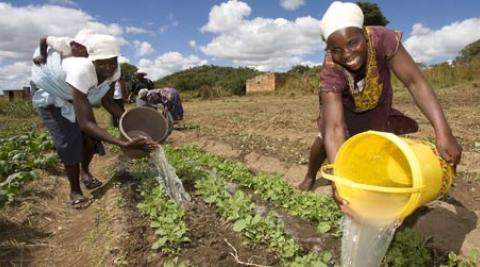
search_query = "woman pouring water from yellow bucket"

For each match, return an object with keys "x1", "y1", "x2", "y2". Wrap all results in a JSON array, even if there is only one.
[
  {"x1": 320, "y1": 131, "x2": 456, "y2": 267},
  {"x1": 321, "y1": 131, "x2": 454, "y2": 221},
  {"x1": 312, "y1": 1, "x2": 462, "y2": 220},
  {"x1": 307, "y1": 2, "x2": 462, "y2": 266}
]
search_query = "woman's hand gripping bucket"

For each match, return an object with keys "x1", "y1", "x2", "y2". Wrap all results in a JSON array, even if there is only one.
[
  {"x1": 320, "y1": 131, "x2": 453, "y2": 221},
  {"x1": 119, "y1": 107, "x2": 170, "y2": 158}
]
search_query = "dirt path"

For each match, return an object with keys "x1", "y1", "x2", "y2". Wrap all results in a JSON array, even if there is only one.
[
  {"x1": 0, "y1": 150, "x2": 282, "y2": 266},
  {"x1": 0, "y1": 154, "x2": 154, "y2": 267},
  {"x1": 0, "y1": 167, "x2": 98, "y2": 266}
]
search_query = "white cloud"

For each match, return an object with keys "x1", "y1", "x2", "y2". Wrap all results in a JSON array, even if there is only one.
[
  {"x1": 126, "y1": 26, "x2": 152, "y2": 35},
  {"x1": 189, "y1": 40, "x2": 197, "y2": 48},
  {"x1": 299, "y1": 60, "x2": 321, "y2": 67},
  {"x1": 200, "y1": 1, "x2": 323, "y2": 71},
  {"x1": 280, "y1": 0, "x2": 305, "y2": 11},
  {"x1": 83, "y1": 21, "x2": 127, "y2": 44},
  {"x1": 137, "y1": 52, "x2": 208, "y2": 80},
  {"x1": 0, "y1": 3, "x2": 128, "y2": 89},
  {"x1": 158, "y1": 13, "x2": 179, "y2": 34},
  {"x1": 0, "y1": 61, "x2": 31, "y2": 92},
  {"x1": 159, "y1": 20, "x2": 179, "y2": 34},
  {"x1": 404, "y1": 18, "x2": 480, "y2": 64},
  {"x1": 0, "y1": 3, "x2": 126, "y2": 62},
  {"x1": 119, "y1": 55, "x2": 130, "y2": 63},
  {"x1": 201, "y1": 0, "x2": 251, "y2": 33},
  {"x1": 133, "y1": 40, "x2": 155, "y2": 57},
  {"x1": 47, "y1": 0, "x2": 78, "y2": 8}
]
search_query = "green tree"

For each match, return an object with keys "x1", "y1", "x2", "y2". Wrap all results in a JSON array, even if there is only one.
[
  {"x1": 455, "y1": 39, "x2": 480, "y2": 64},
  {"x1": 356, "y1": 2, "x2": 389, "y2": 26},
  {"x1": 120, "y1": 62, "x2": 138, "y2": 94},
  {"x1": 155, "y1": 65, "x2": 261, "y2": 96},
  {"x1": 277, "y1": 65, "x2": 321, "y2": 95},
  {"x1": 287, "y1": 65, "x2": 311, "y2": 74}
]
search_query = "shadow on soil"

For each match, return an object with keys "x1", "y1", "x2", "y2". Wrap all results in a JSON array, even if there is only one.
[
  {"x1": 0, "y1": 217, "x2": 52, "y2": 266},
  {"x1": 402, "y1": 195, "x2": 478, "y2": 254}
]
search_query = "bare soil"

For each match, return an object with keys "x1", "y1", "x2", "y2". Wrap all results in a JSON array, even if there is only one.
[
  {"x1": 0, "y1": 82, "x2": 478, "y2": 266},
  {"x1": 170, "y1": 83, "x2": 480, "y2": 255}
]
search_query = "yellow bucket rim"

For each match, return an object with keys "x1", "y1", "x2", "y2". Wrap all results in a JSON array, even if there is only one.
[
  {"x1": 324, "y1": 131, "x2": 424, "y2": 218},
  {"x1": 320, "y1": 164, "x2": 425, "y2": 193}
]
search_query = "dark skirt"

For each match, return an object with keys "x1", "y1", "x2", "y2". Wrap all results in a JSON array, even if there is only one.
[
  {"x1": 318, "y1": 108, "x2": 418, "y2": 138},
  {"x1": 37, "y1": 105, "x2": 105, "y2": 165}
]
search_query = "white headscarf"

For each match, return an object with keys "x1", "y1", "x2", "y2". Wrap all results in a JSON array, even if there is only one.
[
  {"x1": 319, "y1": 1, "x2": 364, "y2": 41},
  {"x1": 136, "y1": 69, "x2": 147, "y2": 75},
  {"x1": 73, "y1": 29, "x2": 96, "y2": 46},
  {"x1": 138, "y1": 88, "x2": 149, "y2": 98},
  {"x1": 84, "y1": 34, "x2": 120, "y2": 61}
]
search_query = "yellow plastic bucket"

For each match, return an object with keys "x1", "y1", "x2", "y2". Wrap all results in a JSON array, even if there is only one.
[{"x1": 320, "y1": 131, "x2": 452, "y2": 220}]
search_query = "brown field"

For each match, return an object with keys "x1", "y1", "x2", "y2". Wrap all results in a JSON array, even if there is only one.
[{"x1": 0, "y1": 81, "x2": 479, "y2": 266}]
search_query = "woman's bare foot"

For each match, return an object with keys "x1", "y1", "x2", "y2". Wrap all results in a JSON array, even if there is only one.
[{"x1": 298, "y1": 176, "x2": 316, "y2": 191}]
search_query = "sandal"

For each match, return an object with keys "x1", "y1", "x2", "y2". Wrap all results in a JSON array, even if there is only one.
[
  {"x1": 68, "y1": 198, "x2": 93, "y2": 209},
  {"x1": 82, "y1": 177, "x2": 103, "y2": 189}
]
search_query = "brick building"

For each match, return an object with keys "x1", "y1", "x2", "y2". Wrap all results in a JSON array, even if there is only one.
[
  {"x1": 1, "y1": 87, "x2": 31, "y2": 101},
  {"x1": 246, "y1": 73, "x2": 285, "y2": 94}
]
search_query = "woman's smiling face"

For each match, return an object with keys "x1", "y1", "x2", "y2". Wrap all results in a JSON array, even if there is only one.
[{"x1": 326, "y1": 27, "x2": 368, "y2": 73}]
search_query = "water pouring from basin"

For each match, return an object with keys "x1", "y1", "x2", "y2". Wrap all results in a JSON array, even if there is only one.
[
  {"x1": 119, "y1": 107, "x2": 190, "y2": 204},
  {"x1": 119, "y1": 107, "x2": 170, "y2": 158}
]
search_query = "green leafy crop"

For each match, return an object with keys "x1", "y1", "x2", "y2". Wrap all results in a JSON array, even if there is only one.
[{"x1": 0, "y1": 125, "x2": 57, "y2": 207}]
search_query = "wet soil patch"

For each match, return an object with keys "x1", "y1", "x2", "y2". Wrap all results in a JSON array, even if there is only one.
[
  {"x1": 180, "y1": 195, "x2": 279, "y2": 267},
  {"x1": 115, "y1": 170, "x2": 278, "y2": 267},
  {"x1": 109, "y1": 170, "x2": 163, "y2": 266},
  {"x1": 249, "y1": 192, "x2": 341, "y2": 260}
]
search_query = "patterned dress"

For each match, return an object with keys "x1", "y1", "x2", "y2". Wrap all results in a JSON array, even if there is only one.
[
  {"x1": 319, "y1": 26, "x2": 418, "y2": 137},
  {"x1": 146, "y1": 87, "x2": 183, "y2": 121}
]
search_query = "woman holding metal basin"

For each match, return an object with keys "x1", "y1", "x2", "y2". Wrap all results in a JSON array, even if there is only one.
[{"x1": 31, "y1": 33, "x2": 157, "y2": 209}]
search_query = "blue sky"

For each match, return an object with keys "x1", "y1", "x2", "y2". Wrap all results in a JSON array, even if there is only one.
[{"x1": 1, "y1": 0, "x2": 480, "y2": 94}]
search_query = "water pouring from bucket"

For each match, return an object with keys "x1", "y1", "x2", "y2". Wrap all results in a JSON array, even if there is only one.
[
  {"x1": 119, "y1": 107, "x2": 190, "y2": 204},
  {"x1": 120, "y1": 107, "x2": 170, "y2": 158},
  {"x1": 320, "y1": 131, "x2": 453, "y2": 267},
  {"x1": 320, "y1": 130, "x2": 452, "y2": 222}
]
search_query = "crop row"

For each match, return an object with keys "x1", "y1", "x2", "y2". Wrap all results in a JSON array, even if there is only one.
[
  {"x1": 164, "y1": 144, "x2": 335, "y2": 266},
  {"x1": 128, "y1": 144, "x2": 478, "y2": 267},
  {"x1": 166, "y1": 145, "x2": 341, "y2": 235},
  {"x1": 0, "y1": 125, "x2": 57, "y2": 207},
  {"x1": 129, "y1": 158, "x2": 190, "y2": 254}
]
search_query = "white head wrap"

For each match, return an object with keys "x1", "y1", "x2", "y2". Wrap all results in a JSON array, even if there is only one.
[
  {"x1": 319, "y1": 1, "x2": 364, "y2": 41},
  {"x1": 136, "y1": 69, "x2": 147, "y2": 75},
  {"x1": 73, "y1": 29, "x2": 96, "y2": 46},
  {"x1": 84, "y1": 34, "x2": 120, "y2": 61},
  {"x1": 138, "y1": 88, "x2": 149, "y2": 98}
]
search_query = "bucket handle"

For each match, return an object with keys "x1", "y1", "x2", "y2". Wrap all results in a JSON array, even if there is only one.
[{"x1": 320, "y1": 164, "x2": 425, "y2": 194}]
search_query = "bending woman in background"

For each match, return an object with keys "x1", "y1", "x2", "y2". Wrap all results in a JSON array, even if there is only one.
[
  {"x1": 135, "y1": 87, "x2": 184, "y2": 135},
  {"x1": 298, "y1": 2, "x2": 461, "y2": 216},
  {"x1": 144, "y1": 87, "x2": 184, "y2": 121},
  {"x1": 31, "y1": 34, "x2": 157, "y2": 209}
]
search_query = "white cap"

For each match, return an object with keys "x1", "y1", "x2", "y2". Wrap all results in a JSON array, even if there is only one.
[
  {"x1": 319, "y1": 1, "x2": 364, "y2": 41},
  {"x1": 73, "y1": 29, "x2": 96, "y2": 46},
  {"x1": 136, "y1": 69, "x2": 147, "y2": 75},
  {"x1": 84, "y1": 34, "x2": 120, "y2": 61},
  {"x1": 138, "y1": 88, "x2": 149, "y2": 98}
]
